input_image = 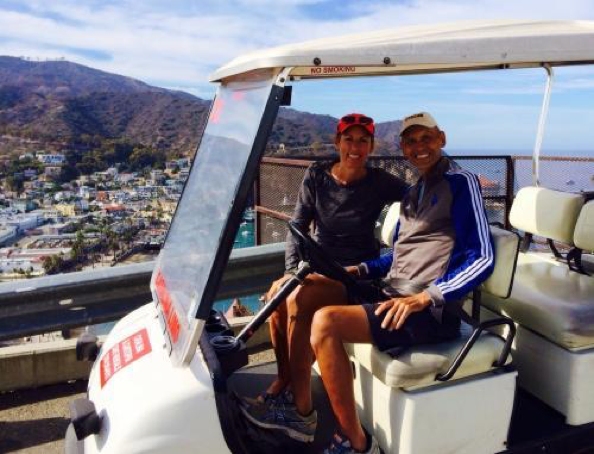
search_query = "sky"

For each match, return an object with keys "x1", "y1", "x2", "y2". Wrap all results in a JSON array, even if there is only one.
[{"x1": 1, "y1": 0, "x2": 594, "y2": 152}]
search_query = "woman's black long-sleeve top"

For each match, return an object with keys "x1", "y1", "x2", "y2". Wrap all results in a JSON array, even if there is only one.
[{"x1": 285, "y1": 161, "x2": 408, "y2": 271}]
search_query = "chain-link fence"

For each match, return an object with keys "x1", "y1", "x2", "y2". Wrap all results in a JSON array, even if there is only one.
[
  {"x1": 254, "y1": 155, "x2": 514, "y2": 246},
  {"x1": 511, "y1": 156, "x2": 594, "y2": 194}
]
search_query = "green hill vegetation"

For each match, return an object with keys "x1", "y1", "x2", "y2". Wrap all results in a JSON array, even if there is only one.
[{"x1": 0, "y1": 56, "x2": 403, "y2": 172}]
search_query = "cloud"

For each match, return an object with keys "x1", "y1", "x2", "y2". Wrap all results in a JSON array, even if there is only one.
[
  {"x1": 1, "y1": 0, "x2": 594, "y2": 150},
  {"x1": 2, "y1": 0, "x2": 594, "y2": 97}
]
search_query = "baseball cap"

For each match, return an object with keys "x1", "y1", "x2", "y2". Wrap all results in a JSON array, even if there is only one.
[
  {"x1": 337, "y1": 113, "x2": 375, "y2": 136},
  {"x1": 399, "y1": 112, "x2": 439, "y2": 136}
]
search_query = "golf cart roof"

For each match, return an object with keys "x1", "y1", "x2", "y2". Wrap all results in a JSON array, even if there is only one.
[{"x1": 210, "y1": 20, "x2": 594, "y2": 82}]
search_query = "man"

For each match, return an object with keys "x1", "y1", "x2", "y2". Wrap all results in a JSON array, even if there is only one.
[
  {"x1": 311, "y1": 112, "x2": 495, "y2": 454},
  {"x1": 244, "y1": 112, "x2": 494, "y2": 454}
]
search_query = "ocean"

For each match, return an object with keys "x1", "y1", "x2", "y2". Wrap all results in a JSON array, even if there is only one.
[{"x1": 449, "y1": 150, "x2": 594, "y2": 193}]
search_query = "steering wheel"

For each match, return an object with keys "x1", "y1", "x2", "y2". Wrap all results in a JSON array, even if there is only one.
[{"x1": 288, "y1": 221, "x2": 360, "y2": 293}]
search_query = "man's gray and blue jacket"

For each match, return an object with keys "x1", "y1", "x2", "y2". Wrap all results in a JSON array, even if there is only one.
[{"x1": 361, "y1": 158, "x2": 495, "y2": 321}]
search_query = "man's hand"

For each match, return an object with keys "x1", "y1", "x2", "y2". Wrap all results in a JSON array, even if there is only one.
[{"x1": 374, "y1": 291, "x2": 432, "y2": 331}]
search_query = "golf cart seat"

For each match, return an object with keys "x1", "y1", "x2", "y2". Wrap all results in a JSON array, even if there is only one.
[
  {"x1": 346, "y1": 202, "x2": 519, "y2": 454},
  {"x1": 481, "y1": 187, "x2": 594, "y2": 425},
  {"x1": 345, "y1": 321, "x2": 510, "y2": 389},
  {"x1": 349, "y1": 220, "x2": 520, "y2": 389}
]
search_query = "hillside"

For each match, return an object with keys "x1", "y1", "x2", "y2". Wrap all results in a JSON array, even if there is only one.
[
  {"x1": 0, "y1": 56, "x2": 165, "y2": 96},
  {"x1": 0, "y1": 57, "x2": 210, "y2": 155},
  {"x1": 0, "y1": 57, "x2": 402, "y2": 157}
]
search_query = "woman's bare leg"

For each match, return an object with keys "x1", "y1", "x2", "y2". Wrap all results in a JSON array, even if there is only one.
[
  {"x1": 267, "y1": 299, "x2": 290, "y2": 395},
  {"x1": 286, "y1": 274, "x2": 349, "y2": 415},
  {"x1": 310, "y1": 305, "x2": 373, "y2": 452}
]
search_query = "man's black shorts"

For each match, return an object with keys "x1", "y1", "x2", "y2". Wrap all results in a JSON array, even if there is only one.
[{"x1": 354, "y1": 279, "x2": 461, "y2": 356}]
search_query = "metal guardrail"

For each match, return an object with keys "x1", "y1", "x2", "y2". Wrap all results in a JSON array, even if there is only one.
[{"x1": 0, "y1": 243, "x2": 286, "y2": 341}]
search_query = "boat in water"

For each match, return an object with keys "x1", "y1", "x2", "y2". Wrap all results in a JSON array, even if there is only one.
[{"x1": 225, "y1": 298, "x2": 253, "y2": 319}]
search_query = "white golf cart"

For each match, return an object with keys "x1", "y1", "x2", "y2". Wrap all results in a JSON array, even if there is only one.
[{"x1": 65, "y1": 20, "x2": 594, "y2": 454}]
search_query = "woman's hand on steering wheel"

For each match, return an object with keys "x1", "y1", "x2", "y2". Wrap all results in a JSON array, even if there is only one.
[
  {"x1": 344, "y1": 266, "x2": 361, "y2": 278},
  {"x1": 288, "y1": 221, "x2": 359, "y2": 291}
]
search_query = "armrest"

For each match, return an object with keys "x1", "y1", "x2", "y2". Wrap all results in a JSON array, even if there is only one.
[{"x1": 435, "y1": 300, "x2": 516, "y2": 382}]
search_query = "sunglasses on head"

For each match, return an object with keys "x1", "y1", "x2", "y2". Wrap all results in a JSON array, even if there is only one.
[{"x1": 341, "y1": 115, "x2": 374, "y2": 125}]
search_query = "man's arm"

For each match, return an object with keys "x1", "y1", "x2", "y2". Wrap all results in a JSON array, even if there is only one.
[
  {"x1": 426, "y1": 171, "x2": 495, "y2": 306},
  {"x1": 357, "y1": 221, "x2": 400, "y2": 279}
]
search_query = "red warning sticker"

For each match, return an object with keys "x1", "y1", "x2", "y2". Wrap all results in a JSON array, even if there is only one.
[
  {"x1": 100, "y1": 328, "x2": 152, "y2": 388},
  {"x1": 154, "y1": 269, "x2": 181, "y2": 344}
]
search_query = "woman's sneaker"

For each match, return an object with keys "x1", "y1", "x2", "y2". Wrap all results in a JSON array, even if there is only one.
[
  {"x1": 323, "y1": 432, "x2": 380, "y2": 454},
  {"x1": 239, "y1": 394, "x2": 317, "y2": 443},
  {"x1": 237, "y1": 389, "x2": 294, "y2": 410}
]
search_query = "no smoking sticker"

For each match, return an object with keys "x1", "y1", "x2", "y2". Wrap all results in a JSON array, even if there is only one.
[{"x1": 100, "y1": 328, "x2": 152, "y2": 388}]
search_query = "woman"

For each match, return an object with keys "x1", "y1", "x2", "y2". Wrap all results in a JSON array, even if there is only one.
[{"x1": 241, "y1": 113, "x2": 408, "y2": 440}]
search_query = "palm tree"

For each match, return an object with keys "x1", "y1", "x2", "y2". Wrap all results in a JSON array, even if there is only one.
[{"x1": 70, "y1": 230, "x2": 86, "y2": 264}]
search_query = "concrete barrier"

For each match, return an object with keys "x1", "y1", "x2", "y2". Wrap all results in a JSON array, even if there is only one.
[
  {"x1": 0, "y1": 243, "x2": 283, "y2": 391},
  {"x1": 229, "y1": 317, "x2": 271, "y2": 349},
  {"x1": 0, "y1": 339, "x2": 93, "y2": 393},
  {"x1": 0, "y1": 319, "x2": 271, "y2": 392}
]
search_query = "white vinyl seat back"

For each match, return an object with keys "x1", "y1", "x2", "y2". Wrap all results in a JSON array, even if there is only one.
[
  {"x1": 380, "y1": 202, "x2": 400, "y2": 247},
  {"x1": 510, "y1": 186, "x2": 584, "y2": 244},
  {"x1": 574, "y1": 201, "x2": 594, "y2": 252},
  {"x1": 480, "y1": 226, "x2": 520, "y2": 298}
]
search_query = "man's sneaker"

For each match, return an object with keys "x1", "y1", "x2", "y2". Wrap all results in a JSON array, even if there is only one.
[
  {"x1": 323, "y1": 432, "x2": 380, "y2": 454},
  {"x1": 239, "y1": 395, "x2": 317, "y2": 443}
]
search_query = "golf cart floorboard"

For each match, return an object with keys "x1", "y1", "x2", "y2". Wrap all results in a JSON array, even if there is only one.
[
  {"x1": 227, "y1": 361, "x2": 594, "y2": 454},
  {"x1": 228, "y1": 360, "x2": 345, "y2": 454}
]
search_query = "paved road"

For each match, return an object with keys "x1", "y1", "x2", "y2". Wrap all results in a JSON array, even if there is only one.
[{"x1": 0, "y1": 381, "x2": 86, "y2": 454}]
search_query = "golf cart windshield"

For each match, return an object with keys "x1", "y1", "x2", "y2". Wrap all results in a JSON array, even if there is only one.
[{"x1": 151, "y1": 69, "x2": 280, "y2": 365}]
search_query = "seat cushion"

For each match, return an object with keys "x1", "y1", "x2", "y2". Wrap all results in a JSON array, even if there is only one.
[
  {"x1": 482, "y1": 252, "x2": 594, "y2": 350},
  {"x1": 345, "y1": 322, "x2": 508, "y2": 389}
]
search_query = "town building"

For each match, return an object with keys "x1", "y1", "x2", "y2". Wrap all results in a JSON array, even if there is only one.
[
  {"x1": 37, "y1": 154, "x2": 66, "y2": 165},
  {"x1": 0, "y1": 227, "x2": 17, "y2": 246}
]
